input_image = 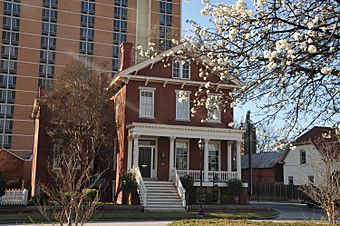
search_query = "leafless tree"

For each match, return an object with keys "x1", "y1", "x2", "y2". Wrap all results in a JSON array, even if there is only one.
[
  {"x1": 37, "y1": 62, "x2": 114, "y2": 226},
  {"x1": 299, "y1": 131, "x2": 340, "y2": 224}
]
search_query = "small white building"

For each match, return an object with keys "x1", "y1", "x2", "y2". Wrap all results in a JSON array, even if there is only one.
[{"x1": 283, "y1": 126, "x2": 339, "y2": 186}]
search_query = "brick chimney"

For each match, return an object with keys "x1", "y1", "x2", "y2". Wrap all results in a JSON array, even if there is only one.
[{"x1": 119, "y1": 42, "x2": 133, "y2": 71}]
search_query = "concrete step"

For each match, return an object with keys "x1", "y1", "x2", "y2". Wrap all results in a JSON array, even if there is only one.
[
  {"x1": 144, "y1": 207, "x2": 186, "y2": 212},
  {"x1": 147, "y1": 201, "x2": 182, "y2": 205}
]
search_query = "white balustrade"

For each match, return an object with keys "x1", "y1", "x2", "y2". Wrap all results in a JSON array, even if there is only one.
[
  {"x1": 177, "y1": 170, "x2": 237, "y2": 182},
  {"x1": 172, "y1": 168, "x2": 186, "y2": 208},
  {"x1": 131, "y1": 167, "x2": 147, "y2": 207},
  {"x1": 0, "y1": 189, "x2": 28, "y2": 206}
]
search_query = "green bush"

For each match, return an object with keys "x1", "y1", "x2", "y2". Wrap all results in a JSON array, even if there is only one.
[
  {"x1": 121, "y1": 172, "x2": 138, "y2": 192},
  {"x1": 227, "y1": 178, "x2": 243, "y2": 197},
  {"x1": 82, "y1": 188, "x2": 97, "y2": 202},
  {"x1": 0, "y1": 171, "x2": 6, "y2": 197},
  {"x1": 180, "y1": 175, "x2": 194, "y2": 204}
]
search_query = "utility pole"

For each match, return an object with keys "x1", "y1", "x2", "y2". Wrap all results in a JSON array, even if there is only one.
[{"x1": 245, "y1": 111, "x2": 253, "y2": 196}]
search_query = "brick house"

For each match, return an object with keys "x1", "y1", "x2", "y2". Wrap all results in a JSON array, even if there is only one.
[
  {"x1": 241, "y1": 151, "x2": 285, "y2": 185},
  {"x1": 110, "y1": 43, "x2": 247, "y2": 211}
]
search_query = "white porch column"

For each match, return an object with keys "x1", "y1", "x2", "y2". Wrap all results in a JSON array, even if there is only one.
[
  {"x1": 227, "y1": 141, "x2": 232, "y2": 172},
  {"x1": 169, "y1": 137, "x2": 176, "y2": 180},
  {"x1": 127, "y1": 136, "x2": 133, "y2": 170},
  {"x1": 204, "y1": 138, "x2": 209, "y2": 182},
  {"x1": 133, "y1": 135, "x2": 139, "y2": 168},
  {"x1": 236, "y1": 141, "x2": 241, "y2": 179}
]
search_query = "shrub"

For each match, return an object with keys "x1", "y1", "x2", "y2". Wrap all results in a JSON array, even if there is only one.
[
  {"x1": 121, "y1": 172, "x2": 138, "y2": 193},
  {"x1": 82, "y1": 188, "x2": 97, "y2": 202},
  {"x1": 0, "y1": 171, "x2": 6, "y2": 197},
  {"x1": 180, "y1": 175, "x2": 194, "y2": 204},
  {"x1": 228, "y1": 178, "x2": 243, "y2": 197}
]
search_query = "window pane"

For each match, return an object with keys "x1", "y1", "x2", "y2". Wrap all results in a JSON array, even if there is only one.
[
  {"x1": 140, "y1": 90, "x2": 154, "y2": 117},
  {"x1": 208, "y1": 143, "x2": 219, "y2": 171},
  {"x1": 176, "y1": 92, "x2": 189, "y2": 120},
  {"x1": 176, "y1": 141, "x2": 188, "y2": 170}
]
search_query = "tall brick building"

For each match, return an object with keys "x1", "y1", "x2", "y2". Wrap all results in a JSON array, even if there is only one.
[{"x1": 0, "y1": 0, "x2": 181, "y2": 184}]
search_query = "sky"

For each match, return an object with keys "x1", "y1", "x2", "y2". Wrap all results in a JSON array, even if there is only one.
[{"x1": 181, "y1": 0, "x2": 257, "y2": 125}]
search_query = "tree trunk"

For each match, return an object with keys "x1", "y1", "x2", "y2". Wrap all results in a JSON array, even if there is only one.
[{"x1": 327, "y1": 202, "x2": 335, "y2": 224}]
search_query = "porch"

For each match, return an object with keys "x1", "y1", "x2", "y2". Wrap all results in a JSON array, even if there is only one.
[{"x1": 126, "y1": 122, "x2": 245, "y2": 186}]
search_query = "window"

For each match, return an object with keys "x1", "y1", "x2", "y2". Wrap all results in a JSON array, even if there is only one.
[
  {"x1": 2, "y1": 31, "x2": 19, "y2": 45},
  {"x1": 112, "y1": 45, "x2": 120, "y2": 57},
  {"x1": 43, "y1": 0, "x2": 58, "y2": 8},
  {"x1": 114, "y1": 7, "x2": 127, "y2": 19},
  {"x1": 0, "y1": 134, "x2": 12, "y2": 148},
  {"x1": 139, "y1": 88, "x2": 155, "y2": 118},
  {"x1": 114, "y1": 0, "x2": 128, "y2": 7},
  {"x1": 113, "y1": 20, "x2": 127, "y2": 32},
  {"x1": 0, "y1": 103, "x2": 14, "y2": 115},
  {"x1": 112, "y1": 58, "x2": 120, "y2": 71},
  {"x1": 160, "y1": 1, "x2": 172, "y2": 14},
  {"x1": 308, "y1": 176, "x2": 314, "y2": 183},
  {"x1": 0, "y1": 119, "x2": 13, "y2": 131},
  {"x1": 80, "y1": 42, "x2": 94, "y2": 54},
  {"x1": 288, "y1": 176, "x2": 294, "y2": 185},
  {"x1": 52, "y1": 141, "x2": 63, "y2": 169},
  {"x1": 42, "y1": 9, "x2": 58, "y2": 22},
  {"x1": 1, "y1": 46, "x2": 18, "y2": 59},
  {"x1": 3, "y1": 17, "x2": 20, "y2": 30},
  {"x1": 0, "y1": 60, "x2": 17, "y2": 73},
  {"x1": 38, "y1": 78, "x2": 53, "y2": 88},
  {"x1": 300, "y1": 150, "x2": 306, "y2": 164},
  {"x1": 42, "y1": 23, "x2": 57, "y2": 35},
  {"x1": 160, "y1": 26, "x2": 171, "y2": 38},
  {"x1": 4, "y1": 2, "x2": 20, "y2": 16},
  {"x1": 81, "y1": 15, "x2": 95, "y2": 27},
  {"x1": 160, "y1": 14, "x2": 172, "y2": 26},
  {"x1": 41, "y1": 36, "x2": 56, "y2": 49},
  {"x1": 40, "y1": 50, "x2": 55, "y2": 63},
  {"x1": 80, "y1": 28, "x2": 94, "y2": 40},
  {"x1": 0, "y1": 75, "x2": 16, "y2": 87},
  {"x1": 176, "y1": 91, "x2": 190, "y2": 121},
  {"x1": 0, "y1": 90, "x2": 15, "y2": 101},
  {"x1": 113, "y1": 33, "x2": 126, "y2": 44},
  {"x1": 208, "y1": 143, "x2": 220, "y2": 171},
  {"x1": 172, "y1": 60, "x2": 190, "y2": 79},
  {"x1": 81, "y1": 1, "x2": 95, "y2": 14},
  {"x1": 207, "y1": 94, "x2": 222, "y2": 123},
  {"x1": 39, "y1": 64, "x2": 54, "y2": 77},
  {"x1": 175, "y1": 141, "x2": 189, "y2": 170}
]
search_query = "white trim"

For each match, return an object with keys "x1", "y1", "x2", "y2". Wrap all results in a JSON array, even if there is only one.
[
  {"x1": 139, "y1": 88, "x2": 155, "y2": 118},
  {"x1": 138, "y1": 86, "x2": 156, "y2": 91},
  {"x1": 175, "y1": 90, "x2": 190, "y2": 121},
  {"x1": 138, "y1": 138, "x2": 158, "y2": 178},
  {"x1": 127, "y1": 122, "x2": 245, "y2": 141},
  {"x1": 175, "y1": 139, "x2": 190, "y2": 171}
]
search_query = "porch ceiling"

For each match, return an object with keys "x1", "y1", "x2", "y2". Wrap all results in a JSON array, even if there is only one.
[{"x1": 127, "y1": 122, "x2": 245, "y2": 141}]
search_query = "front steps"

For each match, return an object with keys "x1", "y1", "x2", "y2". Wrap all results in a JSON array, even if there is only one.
[{"x1": 143, "y1": 181, "x2": 186, "y2": 212}]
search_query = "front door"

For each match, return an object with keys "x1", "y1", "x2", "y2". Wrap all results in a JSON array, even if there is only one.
[{"x1": 139, "y1": 147, "x2": 152, "y2": 177}]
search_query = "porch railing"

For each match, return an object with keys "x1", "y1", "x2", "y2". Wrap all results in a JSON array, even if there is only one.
[
  {"x1": 172, "y1": 168, "x2": 186, "y2": 208},
  {"x1": 0, "y1": 189, "x2": 28, "y2": 206},
  {"x1": 131, "y1": 167, "x2": 147, "y2": 207},
  {"x1": 177, "y1": 170, "x2": 238, "y2": 182}
]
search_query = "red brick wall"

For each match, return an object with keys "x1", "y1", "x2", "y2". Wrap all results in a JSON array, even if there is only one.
[
  {"x1": 242, "y1": 168, "x2": 277, "y2": 184},
  {"x1": 0, "y1": 150, "x2": 24, "y2": 187}
]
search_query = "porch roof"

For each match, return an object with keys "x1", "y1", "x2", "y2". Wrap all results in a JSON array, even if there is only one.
[{"x1": 127, "y1": 122, "x2": 245, "y2": 141}]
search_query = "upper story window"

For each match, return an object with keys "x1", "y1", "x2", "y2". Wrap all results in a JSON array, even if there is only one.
[
  {"x1": 81, "y1": 15, "x2": 95, "y2": 27},
  {"x1": 80, "y1": 42, "x2": 94, "y2": 55},
  {"x1": 300, "y1": 149, "x2": 306, "y2": 165},
  {"x1": 207, "y1": 94, "x2": 222, "y2": 123},
  {"x1": 4, "y1": 2, "x2": 20, "y2": 16},
  {"x1": 43, "y1": 0, "x2": 58, "y2": 9},
  {"x1": 172, "y1": 60, "x2": 190, "y2": 79},
  {"x1": 113, "y1": 33, "x2": 126, "y2": 44},
  {"x1": 2, "y1": 31, "x2": 19, "y2": 45},
  {"x1": 41, "y1": 36, "x2": 56, "y2": 50},
  {"x1": 80, "y1": 28, "x2": 94, "y2": 40},
  {"x1": 3, "y1": 17, "x2": 20, "y2": 31},
  {"x1": 114, "y1": 0, "x2": 128, "y2": 7},
  {"x1": 42, "y1": 9, "x2": 58, "y2": 22},
  {"x1": 1, "y1": 45, "x2": 18, "y2": 59},
  {"x1": 81, "y1": 1, "x2": 95, "y2": 14},
  {"x1": 139, "y1": 87, "x2": 155, "y2": 118},
  {"x1": 176, "y1": 91, "x2": 190, "y2": 121},
  {"x1": 42, "y1": 23, "x2": 57, "y2": 36},
  {"x1": 40, "y1": 50, "x2": 55, "y2": 63},
  {"x1": 113, "y1": 20, "x2": 127, "y2": 32},
  {"x1": 160, "y1": 1, "x2": 172, "y2": 14},
  {"x1": 114, "y1": 7, "x2": 127, "y2": 19},
  {"x1": 160, "y1": 14, "x2": 172, "y2": 26}
]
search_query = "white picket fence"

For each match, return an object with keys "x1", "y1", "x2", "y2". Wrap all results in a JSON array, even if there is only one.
[{"x1": 0, "y1": 189, "x2": 28, "y2": 206}]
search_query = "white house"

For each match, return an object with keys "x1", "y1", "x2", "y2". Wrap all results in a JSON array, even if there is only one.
[{"x1": 283, "y1": 126, "x2": 340, "y2": 186}]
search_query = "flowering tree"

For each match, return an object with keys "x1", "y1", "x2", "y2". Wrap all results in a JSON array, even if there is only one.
[{"x1": 140, "y1": 0, "x2": 339, "y2": 138}]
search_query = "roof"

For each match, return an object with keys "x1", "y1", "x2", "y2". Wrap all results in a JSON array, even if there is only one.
[
  {"x1": 0, "y1": 149, "x2": 25, "y2": 161},
  {"x1": 109, "y1": 44, "x2": 244, "y2": 89},
  {"x1": 241, "y1": 151, "x2": 285, "y2": 169}
]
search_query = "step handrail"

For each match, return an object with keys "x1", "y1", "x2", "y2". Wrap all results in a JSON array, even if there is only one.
[
  {"x1": 131, "y1": 167, "x2": 147, "y2": 207},
  {"x1": 172, "y1": 168, "x2": 186, "y2": 208}
]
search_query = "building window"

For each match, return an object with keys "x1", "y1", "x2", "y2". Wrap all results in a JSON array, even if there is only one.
[
  {"x1": 39, "y1": 64, "x2": 55, "y2": 77},
  {"x1": 43, "y1": 0, "x2": 58, "y2": 8},
  {"x1": 1, "y1": 46, "x2": 18, "y2": 59},
  {"x1": 0, "y1": 60, "x2": 17, "y2": 73},
  {"x1": 300, "y1": 150, "x2": 306, "y2": 165},
  {"x1": 0, "y1": 134, "x2": 12, "y2": 149},
  {"x1": 2, "y1": 31, "x2": 19, "y2": 45},
  {"x1": 81, "y1": 1, "x2": 95, "y2": 14},
  {"x1": 160, "y1": 14, "x2": 172, "y2": 26},
  {"x1": 176, "y1": 91, "x2": 190, "y2": 121},
  {"x1": 0, "y1": 90, "x2": 15, "y2": 101},
  {"x1": 0, "y1": 119, "x2": 13, "y2": 132},
  {"x1": 41, "y1": 36, "x2": 56, "y2": 50},
  {"x1": 3, "y1": 17, "x2": 20, "y2": 31},
  {"x1": 42, "y1": 9, "x2": 58, "y2": 22},
  {"x1": 0, "y1": 103, "x2": 14, "y2": 116},
  {"x1": 81, "y1": 15, "x2": 95, "y2": 27},
  {"x1": 52, "y1": 141, "x2": 63, "y2": 169},
  {"x1": 113, "y1": 20, "x2": 127, "y2": 32},
  {"x1": 114, "y1": 7, "x2": 127, "y2": 19},
  {"x1": 207, "y1": 94, "x2": 222, "y2": 123},
  {"x1": 175, "y1": 141, "x2": 189, "y2": 170},
  {"x1": 0, "y1": 75, "x2": 16, "y2": 88},
  {"x1": 288, "y1": 176, "x2": 294, "y2": 185},
  {"x1": 4, "y1": 2, "x2": 20, "y2": 16},
  {"x1": 139, "y1": 88, "x2": 155, "y2": 118},
  {"x1": 80, "y1": 28, "x2": 94, "y2": 40},
  {"x1": 80, "y1": 42, "x2": 94, "y2": 54},
  {"x1": 42, "y1": 23, "x2": 57, "y2": 35},
  {"x1": 113, "y1": 33, "x2": 126, "y2": 44},
  {"x1": 114, "y1": 0, "x2": 128, "y2": 7},
  {"x1": 160, "y1": 1, "x2": 172, "y2": 14},
  {"x1": 172, "y1": 60, "x2": 190, "y2": 79},
  {"x1": 208, "y1": 143, "x2": 220, "y2": 171},
  {"x1": 40, "y1": 50, "x2": 55, "y2": 63}
]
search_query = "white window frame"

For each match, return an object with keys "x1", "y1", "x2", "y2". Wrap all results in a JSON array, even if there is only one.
[
  {"x1": 207, "y1": 93, "x2": 222, "y2": 123},
  {"x1": 175, "y1": 140, "x2": 190, "y2": 170},
  {"x1": 172, "y1": 59, "x2": 190, "y2": 79},
  {"x1": 139, "y1": 87, "x2": 155, "y2": 118},
  {"x1": 208, "y1": 142, "x2": 221, "y2": 171},
  {"x1": 175, "y1": 90, "x2": 190, "y2": 121}
]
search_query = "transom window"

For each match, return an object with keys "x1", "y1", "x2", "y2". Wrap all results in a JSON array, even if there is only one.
[
  {"x1": 139, "y1": 88, "x2": 155, "y2": 118},
  {"x1": 208, "y1": 143, "x2": 220, "y2": 171},
  {"x1": 300, "y1": 150, "x2": 306, "y2": 165},
  {"x1": 175, "y1": 141, "x2": 189, "y2": 170},
  {"x1": 176, "y1": 91, "x2": 190, "y2": 121},
  {"x1": 172, "y1": 60, "x2": 190, "y2": 79}
]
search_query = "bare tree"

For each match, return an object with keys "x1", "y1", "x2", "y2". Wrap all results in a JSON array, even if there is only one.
[
  {"x1": 138, "y1": 0, "x2": 339, "y2": 138},
  {"x1": 299, "y1": 131, "x2": 340, "y2": 224},
  {"x1": 37, "y1": 62, "x2": 114, "y2": 226}
]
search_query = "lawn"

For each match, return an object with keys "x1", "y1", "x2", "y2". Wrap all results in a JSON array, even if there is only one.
[{"x1": 168, "y1": 220, "x2": 336, "y2": 226}]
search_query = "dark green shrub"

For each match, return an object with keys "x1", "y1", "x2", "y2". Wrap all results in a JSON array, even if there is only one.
[
  {"x1": 180, "y1": 175, "x2": 194, "y2": 204},
  {"x1": 0, "y1": 171, "x2": 6, "y2": 197},
  {"x1": 227, "y1": 178, "x2": 243, "y2": 197},
  {"x1": 121, "y1": 172, "x2": 138, "y2": 192},
  {"x1": 82, "y1": 188, "x2": 97, "y2": 202}
]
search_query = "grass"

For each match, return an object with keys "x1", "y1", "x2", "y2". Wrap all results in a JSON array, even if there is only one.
[
  {"x1": 168, "y1": 220, "x2": 337, "y2": 226},
  {"x1": 0, "y1": 210, "x2": 278, "y2": 224}
]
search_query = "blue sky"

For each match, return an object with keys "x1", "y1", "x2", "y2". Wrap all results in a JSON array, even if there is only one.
[{"x1": 181, "y1": 0, "x2": 257, "y2": 124}]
